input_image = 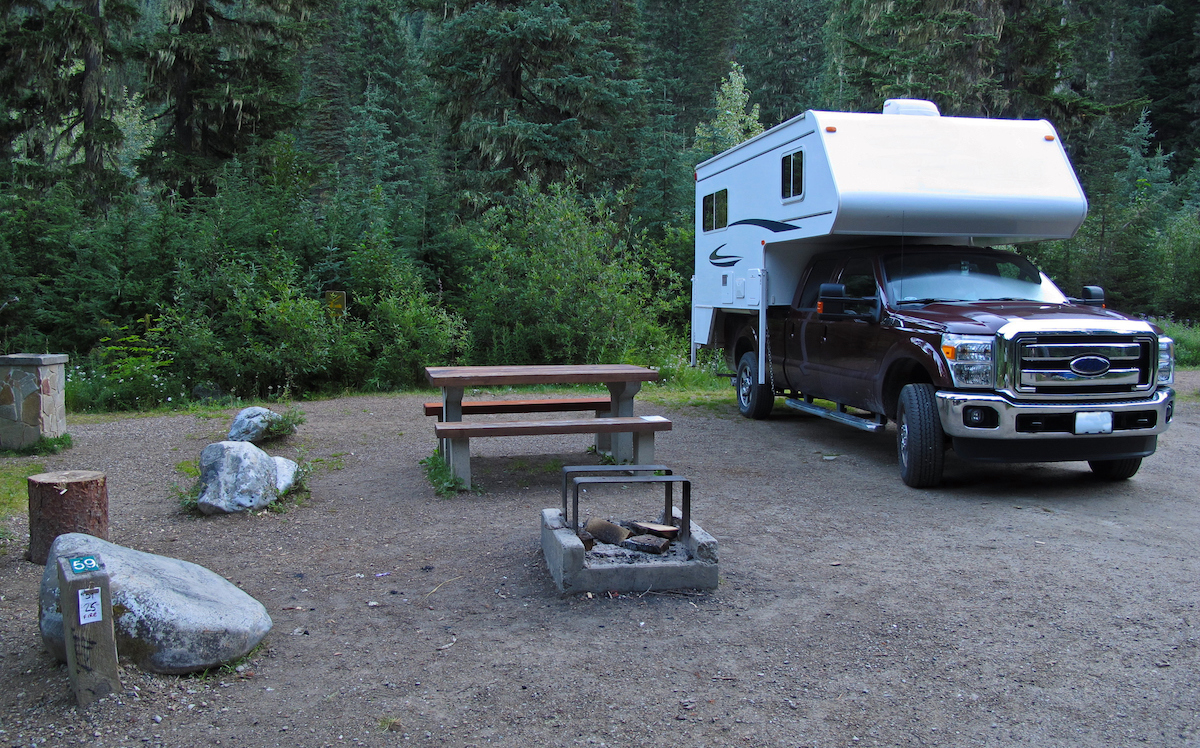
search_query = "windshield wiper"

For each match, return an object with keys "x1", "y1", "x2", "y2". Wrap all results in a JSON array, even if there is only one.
[
  {"x1": 895, "y1": 297, "x2": 960, "y2": 306},
  {"x1": 976, "y1": 297, "x2": 1028, "y2": 302}
]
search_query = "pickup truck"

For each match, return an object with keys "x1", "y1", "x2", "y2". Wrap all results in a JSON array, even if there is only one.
[
  {"x1": 727, "y1": 244, "x2": 1175, "y2": 486},
  {"x1": 691, "y1": 100, "x2": 1175, "y2": 486}
]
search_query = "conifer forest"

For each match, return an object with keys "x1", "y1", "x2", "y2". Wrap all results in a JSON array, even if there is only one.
[{"x1": 2, "y1": 0, "x2": 1199, "y2": 408}]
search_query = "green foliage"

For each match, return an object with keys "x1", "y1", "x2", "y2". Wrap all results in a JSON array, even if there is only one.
[
  {"x1": 693, "y1": 62, "x2": 764, "y2": 159},
  {"x1": 463, "y1": 180, "x2": 679, "y2": 365},
  {"x1": 260, "y1": 405, "x2": 306, "y2": 441},
  {"x1": 0, "y1": 462, "x2": 46, "y2": 520},
  {"x1": 420, "y1": 449, "x2": 467, "y2": 496},
  {"x1": 1156, "y1": 319, "x2": 1200, "y2": 368}
]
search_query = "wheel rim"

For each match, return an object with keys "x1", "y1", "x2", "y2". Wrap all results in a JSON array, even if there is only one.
[
  {"x1": 738, "y1": 366, "x2": 752, "y2": 406},
  {"x1": 898, "y1": 410, "x2": 909, "y2": 468}
]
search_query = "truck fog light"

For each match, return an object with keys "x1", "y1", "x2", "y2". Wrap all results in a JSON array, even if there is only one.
[
  {"x1": 963, "y1": 406, "x2": 999, "y2": 429},
  {"x1": 1166, "y1": 402, "x2": 1173, "y2": 424}
]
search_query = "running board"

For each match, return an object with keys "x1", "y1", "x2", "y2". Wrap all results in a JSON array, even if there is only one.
[{"x1": 784, "y1": 398, "x2": 887, "y2": 433}]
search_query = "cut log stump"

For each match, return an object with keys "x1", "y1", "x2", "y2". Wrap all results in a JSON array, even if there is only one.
[{"x1": 27, "y1": 470, "x2": 108, "y2": 565}]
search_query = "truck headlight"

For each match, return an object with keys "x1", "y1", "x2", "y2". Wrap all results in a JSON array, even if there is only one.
[
  {"x1": 941, "y1": 334, "x2": 995, "y2": 388},
  {"x1": 1158, "y1": 336, "x2": 1174, "y2": 385}
]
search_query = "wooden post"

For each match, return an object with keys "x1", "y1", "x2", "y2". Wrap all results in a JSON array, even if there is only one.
[
  {"x1": 57, "y1": 554, "x2": 121, "y2": 707},
  {"x1": 27, "y1": 471, "x2": 108, "y2": 565}
]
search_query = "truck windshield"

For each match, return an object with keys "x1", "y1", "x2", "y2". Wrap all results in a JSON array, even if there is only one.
[{"x1": 883, "y1": 251, "x2": 1067, "y2": 305}]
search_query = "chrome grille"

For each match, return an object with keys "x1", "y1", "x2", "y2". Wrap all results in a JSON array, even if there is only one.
[{"x1": 1012, "y1": 335, "x2": 1154, "y2": 396}]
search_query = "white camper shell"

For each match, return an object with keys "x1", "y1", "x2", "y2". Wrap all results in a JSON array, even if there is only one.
[{"x1": 691, "y1": 100, "x2": 1089, "y2": 374}]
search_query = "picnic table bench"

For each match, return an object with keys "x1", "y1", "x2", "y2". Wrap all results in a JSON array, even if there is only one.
[{"x1": 424, "y1": 365, "x2": 667, "y2": 485}]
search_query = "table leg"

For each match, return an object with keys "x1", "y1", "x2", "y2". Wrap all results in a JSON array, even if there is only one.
[
  {"x1": 605, "y1": 381, "x2": 642, "y2": 463},
  {"x1": 440, "y1": 387, "x2": 464, "y2": 459}
]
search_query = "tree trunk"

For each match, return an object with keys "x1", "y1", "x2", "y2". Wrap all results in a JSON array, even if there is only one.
[{"x1": 27, "y1": 471, "x2": 109, "y2": 565}]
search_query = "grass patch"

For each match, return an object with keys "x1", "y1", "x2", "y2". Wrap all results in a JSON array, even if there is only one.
[
  {"x1": 420, "y1": 450, "x2": 469, "y2": 496},
  {"x1": 0, "y1": 461, "x2": 45, "y2": 521},
  {"x1": 0, "y1": 433, "x2": 73, "y2": 457}
]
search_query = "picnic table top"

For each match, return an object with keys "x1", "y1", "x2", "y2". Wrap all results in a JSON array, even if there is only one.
[{"x1": 424, "y1": 364, "x2": 659, "y2": 388}]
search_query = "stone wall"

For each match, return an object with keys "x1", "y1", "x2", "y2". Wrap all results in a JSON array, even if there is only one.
[{"x1": 0, "y1": 354, "x2": 68, "y2": 449}]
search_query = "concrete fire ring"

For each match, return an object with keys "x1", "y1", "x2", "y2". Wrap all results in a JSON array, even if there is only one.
[{"x1": 540, "y1": 507, "x2": 718, "y2": 595}]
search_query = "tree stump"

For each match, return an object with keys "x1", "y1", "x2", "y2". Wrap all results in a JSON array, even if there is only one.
[{"x1": 27, "y1": 471, "x2": 108, "y2": 565}]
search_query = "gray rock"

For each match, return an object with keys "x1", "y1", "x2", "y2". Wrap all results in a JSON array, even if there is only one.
[
  {"x1": 227, "y1": 406, "x2": 282, "y2": 443},
  {"x1": 39, "y1": 533, "x2": 272, "y2": 674},
  {"x1": 272, "y1": 456, "x2": 299, "y2": 494},
  {"x1": 197, "y1": 441, "x2": 278, "y2": 514}
]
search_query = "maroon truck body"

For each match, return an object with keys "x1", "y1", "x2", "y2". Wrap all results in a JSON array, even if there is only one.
[{"x1": 723, "y1": 244, "x2": 1176, "y2": 487}]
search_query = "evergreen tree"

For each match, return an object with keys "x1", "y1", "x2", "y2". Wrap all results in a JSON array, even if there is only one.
[
  {"x1": 424, "y1": 0, "x2": 646, "y2": 198},
  {"x1": 738, "y1": 0, "x2": 831, "y2": 126},
  {"x1": 138, "y1": 0, "x2": 315, "y2": 197},
  {"x1": 0, "y1": 0, "x2": 137, "y2": 200},
  {"x1": 822, "y1": 0, "x2": 1006, "y2": 115},
  {"x1": 1138, "y1": 0, "x2": 1200, "y2": 172},
  {"x1": 639, "y1": 0, "x2": 739, "y2": 134}
]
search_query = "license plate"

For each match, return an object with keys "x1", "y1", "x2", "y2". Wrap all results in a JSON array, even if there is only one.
[{"x1": 1075, "y1": 411, "x2": 1113, "y2": 434}]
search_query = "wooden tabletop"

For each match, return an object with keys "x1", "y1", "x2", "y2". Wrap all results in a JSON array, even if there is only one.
[{"x1": 425, "y1": 364, "x2": 659, "y2": 388}]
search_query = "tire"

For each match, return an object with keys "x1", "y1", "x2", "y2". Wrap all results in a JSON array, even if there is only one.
[
  {"x1": 1088, "y1": 458, "x2": 1142, "y2": 480},
  {"x1": 896, "y1": 383, "x2": 945, "y2": 488},
  {"x1": 736, "y1": 351, "x2": 775, "y2": 419}
]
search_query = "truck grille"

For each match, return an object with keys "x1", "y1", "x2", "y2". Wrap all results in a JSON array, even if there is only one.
[{"x1": 1011, "y1": 334, "x2": 1155, "y2": 396}]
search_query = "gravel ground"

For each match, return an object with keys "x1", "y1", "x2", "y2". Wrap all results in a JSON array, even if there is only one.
[{"x1": 1, "y1": 372, "x2": 1198, "y2": 748}]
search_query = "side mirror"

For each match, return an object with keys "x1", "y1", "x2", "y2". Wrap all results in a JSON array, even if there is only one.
[
  {"x1": 818, "y1": 283, "x2": 878, "y2": 321},
  {"x1": 1081, "y1": 285, "x2": 1105, "y2": 307},
  {"x1": 817, "y1": 283, "x2": 847, "y2": 316}
]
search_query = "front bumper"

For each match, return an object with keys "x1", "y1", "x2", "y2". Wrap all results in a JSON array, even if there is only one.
[
  {"x1": 935, "y1": 387, "x2": 1175, "y2": 439},
  {"x1": 936, "y1": 388, "x2": 1173, "y2": 464}
]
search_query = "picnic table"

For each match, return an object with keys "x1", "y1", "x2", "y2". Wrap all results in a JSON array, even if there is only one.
[{"x1": 424, "y1": 365, "x2": 666, "y2": 484}]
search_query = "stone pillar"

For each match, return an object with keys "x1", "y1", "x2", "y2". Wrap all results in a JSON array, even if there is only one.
[{"x1": 0, "y1": 353, "x2": 68, "y2": 450}]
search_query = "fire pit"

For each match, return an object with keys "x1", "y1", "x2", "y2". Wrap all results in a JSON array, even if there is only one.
[{"x1": 540, "y1": 466, "x2": 718, "y2": 595}]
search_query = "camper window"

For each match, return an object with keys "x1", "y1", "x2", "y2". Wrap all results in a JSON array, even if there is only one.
[
  {"x1": 702, "y1": 189, "x2": 728, "y2": 232},
  {"x1": 781, "y1": 150, "x2": 804, "y2": 200}
]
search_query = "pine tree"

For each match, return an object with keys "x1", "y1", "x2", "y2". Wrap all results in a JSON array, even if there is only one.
[
  {"x1": 639, "y1": 0, "x2": 739, "y2": 134},
  {"x1": 138, "y1": 0, "x2": 315, "y2": 197},
  {"x1": 424, "y1": 0, "x2": 646, "y2": 198},
  {"x1": 0, "y1": 0, "x2": 137, "y2": 200},
  {"x1": 738, "y1": 0, "x2": 831, "y2": 126},
  {"x1": 822, "y1": 0, "x2": 1006, "y2": 115}
]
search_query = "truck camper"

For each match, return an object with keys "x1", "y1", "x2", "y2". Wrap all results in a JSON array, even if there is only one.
[{"x1": 692, "y1": 99, "x2": 1175, "y2": 487}]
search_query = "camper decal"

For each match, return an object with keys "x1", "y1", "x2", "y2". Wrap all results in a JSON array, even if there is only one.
[
  {"x1": 729, "y1": 218, "x2": 801, "y2": 232},
  {"x1": 708, "y1": 245, "x2": 740, "y2": 267}
]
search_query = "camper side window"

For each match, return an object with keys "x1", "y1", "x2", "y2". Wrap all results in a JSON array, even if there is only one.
[
  {"x1": 781, "y1": 150, "x2": 804, "y2": 200},
  {"x1": 702, "y1": 189, "x2": 728, "y2": 232}
]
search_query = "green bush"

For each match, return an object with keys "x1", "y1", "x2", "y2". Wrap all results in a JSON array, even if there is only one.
[{"x1": 463, "y1": 181, "x2": 681, "y2": 365}]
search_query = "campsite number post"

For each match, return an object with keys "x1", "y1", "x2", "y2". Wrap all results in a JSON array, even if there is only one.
[{"x1": 57, "y1": 554, "x2": 121, "y2": 707}]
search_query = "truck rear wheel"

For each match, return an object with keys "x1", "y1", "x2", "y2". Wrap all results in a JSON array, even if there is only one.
[
  {"x1": 897, "y1": 383, "x2": 944, "y2": 488},
  {"x1": 1088, "y1": 458, "x2": 1142, "y2": 480},
  {"x1": 736, "y1": 352, "x2": 774, "y2": 419}
]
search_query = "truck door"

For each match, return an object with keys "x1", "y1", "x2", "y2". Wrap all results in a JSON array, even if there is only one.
[
  {"x1": 817, "y1": 257, "x2": 885, "y2": 409},
  {"x1": 784, "y1": 255, "x2": 839, "y2": 394}
]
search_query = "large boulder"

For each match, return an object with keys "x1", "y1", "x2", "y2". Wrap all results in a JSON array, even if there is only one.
[
  {"x1": 39, "y1": 533, "x2": 272, "y2": 674},
  {"x1": 197, "y1": 441, "x2": 278, "y2": 514},
  {"x1": 227, "y1": 406, "x2": 282, "y2": 443}
]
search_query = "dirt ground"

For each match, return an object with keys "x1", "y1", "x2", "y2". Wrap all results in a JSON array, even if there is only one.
[{"x1": 1, "y1": 372, "x2": 1199, "y2": 748}]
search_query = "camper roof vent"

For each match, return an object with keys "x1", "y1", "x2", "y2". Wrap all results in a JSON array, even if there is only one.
[{"x1": 882, "y1": 99, "x2": 941, "y2": 117}]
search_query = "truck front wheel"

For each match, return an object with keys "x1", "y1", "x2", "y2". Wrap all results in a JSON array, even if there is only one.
[
  {"x1": 897, "y1": 383, "x2": 945, "y2": 488},
  {"x1": 736, "y1": 351, "x2": 775, "y2": 419},
  {"x1": 1088, "y1": 458, "x2": 1142, "y2": 480}
]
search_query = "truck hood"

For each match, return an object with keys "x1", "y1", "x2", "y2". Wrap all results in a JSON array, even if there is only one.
[{"x1": 898, "y1": 301, "x2": 1153, "y2": 335}]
